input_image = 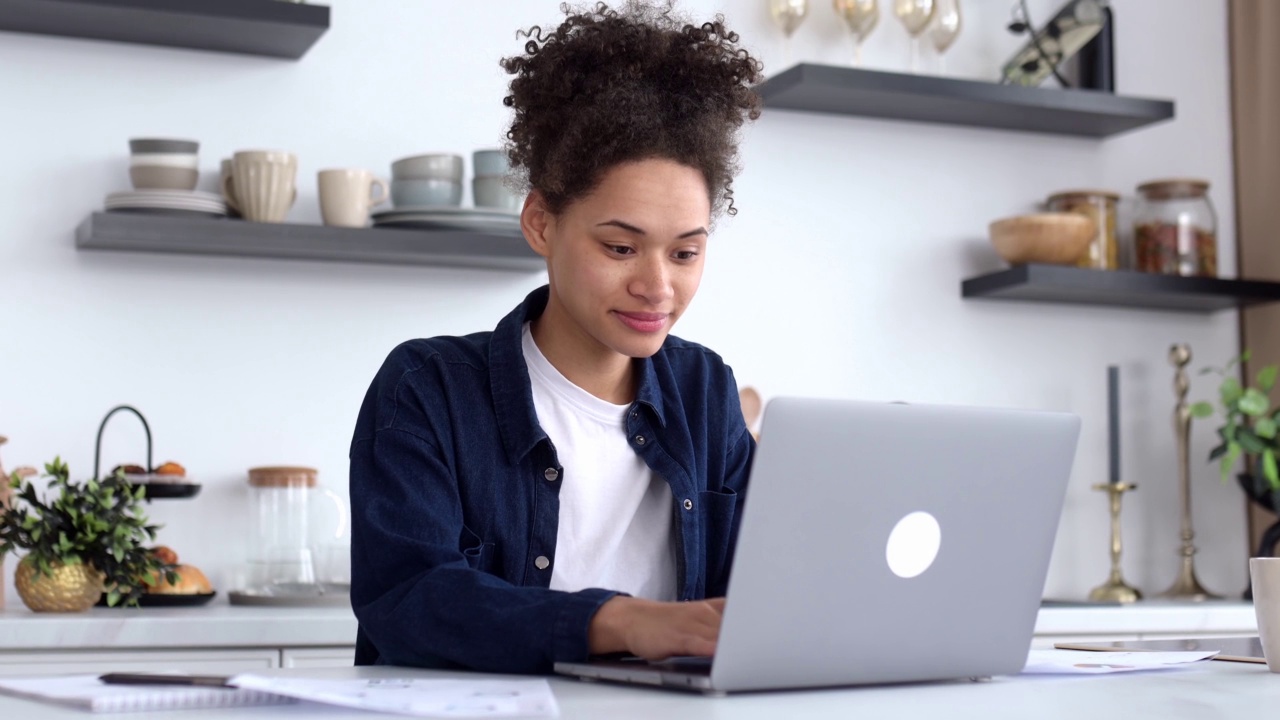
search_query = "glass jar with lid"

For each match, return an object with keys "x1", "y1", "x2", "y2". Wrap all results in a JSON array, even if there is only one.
[
  {"x1": 1134, "y1": 179, "x2": 1218, "y2": 277},
  {"x1": 1046, "y1": 189, "x2": 1120, "y2": 270}
]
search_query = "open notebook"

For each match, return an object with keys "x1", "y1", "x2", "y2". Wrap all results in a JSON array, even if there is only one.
[{"x1": 0, "y1": 675, "x2": 294, "y2": 713}]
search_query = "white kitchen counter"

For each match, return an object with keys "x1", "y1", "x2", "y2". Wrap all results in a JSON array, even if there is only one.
[
  {"x1": 0, "y1": 602, "x2": 358, "y2": 652},
  {"x1": 0, "y1": 599, "x2": 1257, "y2": 653}
]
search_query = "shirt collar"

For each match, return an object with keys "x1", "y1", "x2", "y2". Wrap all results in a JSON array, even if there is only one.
[{"x1": 489, "y1": 285, "x2": 668, "y2": 465}]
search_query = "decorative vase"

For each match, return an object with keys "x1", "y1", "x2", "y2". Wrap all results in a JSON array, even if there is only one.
[{"x1": 14, "y1": 556, "x2": 104, "y2": 612}]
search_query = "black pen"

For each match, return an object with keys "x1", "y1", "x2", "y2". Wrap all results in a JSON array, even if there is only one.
[{"x1": 98, "y1": 673, "x2": 234, "y2": 688}]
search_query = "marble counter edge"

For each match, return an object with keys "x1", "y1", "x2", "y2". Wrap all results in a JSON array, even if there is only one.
[
  {"x1": 0, "y1": 604, "x2": 359, "y2": 651},
  {"x1": 0, "y1": 602, "x2": 1259, "y2": 652}
]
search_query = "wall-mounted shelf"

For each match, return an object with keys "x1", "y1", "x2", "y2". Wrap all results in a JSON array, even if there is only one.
[
  {"x1": 75, "y1": 212, "x2": 544, "y2": 273},
  {"x1": 0, "y1": 0, "x2": 330, "y2": 60},
  {"x1": 962, "y1": 264, "x2": 1280, "y2": 313},
  {"x1": 755, "y1": 64, "x2": 1175, "y2": 138}
]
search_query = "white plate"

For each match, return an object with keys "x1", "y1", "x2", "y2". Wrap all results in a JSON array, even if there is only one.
[
  {"x1": 108, "y1": 189, "x2": 224, "y2": 203},
  {"x1": 106, "y1": 199, "x2": 226, "y2": 211},
  {"x1": 106, "y1": 195, "x2": 226, "y2": 209}
]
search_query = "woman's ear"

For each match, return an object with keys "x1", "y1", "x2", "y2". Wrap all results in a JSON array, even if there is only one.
[{"x1": 521, "y1": 190, "x2": 553, "y2": 259}]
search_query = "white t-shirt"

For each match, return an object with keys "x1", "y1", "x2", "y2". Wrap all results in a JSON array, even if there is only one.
[{"x1": 522, "y1": 323, "x2": 677, "y2": 601}]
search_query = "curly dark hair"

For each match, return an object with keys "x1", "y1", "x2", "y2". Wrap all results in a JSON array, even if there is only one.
[{"x1": 500, "y1": 1, "x2": 763, "y2": 217}]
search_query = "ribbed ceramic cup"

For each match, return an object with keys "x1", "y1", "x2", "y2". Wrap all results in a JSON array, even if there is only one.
[
  {"x1": 222, "y1": 151, "x2": 297, "y2": 223},
  {"x1": 1251, "y1": 557, "x2": 1280, "y2": 672},
  {"x1": 318, "y1": 169, "x2": 389, "y2": 227}
]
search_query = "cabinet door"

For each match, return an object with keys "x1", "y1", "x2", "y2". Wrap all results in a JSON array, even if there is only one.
[
  {"x1": 281, "y1": 647, "x2": 356, "y2": 669},
  {"x1": 0, "y1": 649, "x2": 279, "y2": 676}
]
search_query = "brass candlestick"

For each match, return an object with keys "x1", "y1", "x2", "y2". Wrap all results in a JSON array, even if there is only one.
[
  {"x1": 1088, "y1": 482, "x2": 1142, "y2": 603},
  {"x1": 1158, "y1": 343, "x2": 1222, "y2": 601}
]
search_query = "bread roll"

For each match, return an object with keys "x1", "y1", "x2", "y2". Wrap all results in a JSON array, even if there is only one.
[{"x1": 146, "y1": 564, "x2": 212, "y2": 594}]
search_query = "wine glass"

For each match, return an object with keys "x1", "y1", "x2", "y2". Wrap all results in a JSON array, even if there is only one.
[
  {"x1": 892, "y1": 0, "x2": 935, "y2": 73},
  {"x1": 833, "y1": 0, "x2": 879, "y2": 68},
  {"x1": 769, "y1": 0, "x2": 810, "y2": 69},
  {"x1": 928, "y1": 0, "x2": 961, "y2": 74}
]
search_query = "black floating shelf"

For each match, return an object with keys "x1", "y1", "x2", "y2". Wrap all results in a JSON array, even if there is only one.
[
  {"x1": 756, "y1": 64, "x2": 1175, "y2": 138},
  {"x1": 962, "y1": 264, "x2": 1280, "y2": 313},
  {"x1": 76, "y1": 212, "x2": 544, "y2": 273},
  {"x1": 0, "y1": 0, "x2": 329, "y2": 60}
]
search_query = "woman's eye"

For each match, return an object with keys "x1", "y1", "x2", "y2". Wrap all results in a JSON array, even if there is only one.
[
  {"x1": 607, "y1": 245, "x2": 635, "y2": 256},
  {"x1": 674, "y1": 250, "x2": 699, "y2": 261}
]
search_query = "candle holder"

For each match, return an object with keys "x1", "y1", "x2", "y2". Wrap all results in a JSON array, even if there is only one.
[
  {"x1": 1158, "y1": 343, "x2": 1222, "y2": 602},
  {"x1": 1088, "y1": 482, "x2": 1142, "y2": 603}
]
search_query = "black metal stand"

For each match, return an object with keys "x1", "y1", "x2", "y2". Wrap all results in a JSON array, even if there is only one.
[{"x1": 92, "y1": 405, "x2": 154, "y2": 480}]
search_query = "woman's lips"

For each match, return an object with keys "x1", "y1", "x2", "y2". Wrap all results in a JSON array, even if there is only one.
[{"x1": 614, "y1": 311, "x2": 668, "y2": 333}]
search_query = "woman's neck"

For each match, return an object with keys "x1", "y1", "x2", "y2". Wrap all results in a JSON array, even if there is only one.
[{"x1": 530, "y1": 298, "x2": 635, "y2": 405}]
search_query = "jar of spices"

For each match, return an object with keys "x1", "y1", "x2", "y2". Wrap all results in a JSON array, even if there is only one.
[
  {"x1": 1134, "y1": 179, "x2": 1217, "y2": 277},
  {"x1": 1046, "y1": 190, "x2": 1120, "y2": 270}
]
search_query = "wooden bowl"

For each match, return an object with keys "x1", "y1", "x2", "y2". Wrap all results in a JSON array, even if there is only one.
[{"x1": 989, "y1": 213, "x2": 1096, "y2": 265}]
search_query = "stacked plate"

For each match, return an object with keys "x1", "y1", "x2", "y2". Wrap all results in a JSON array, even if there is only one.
[
  {"x1": 372, "y1": 206, "x2": 520, "y2": 233},
  {"x1": 105, "y1": 190, "x2": 228, "y2": 218}
]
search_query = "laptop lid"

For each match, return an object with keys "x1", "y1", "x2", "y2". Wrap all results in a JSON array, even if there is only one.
[{"x1": 708, "y1": 397, "x2": 1080, "y2": 692}]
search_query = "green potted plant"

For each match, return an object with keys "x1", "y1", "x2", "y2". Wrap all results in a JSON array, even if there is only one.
[
  {"x1": 1190, "y1": 350, "x2": 1280, "y2": 512},
  {"x1": 0, "y1": 457, "x2": 177, "y2": 611}
]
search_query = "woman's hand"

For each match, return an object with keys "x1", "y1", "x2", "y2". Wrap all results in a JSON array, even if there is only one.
[{"x1": 588, "y1": 596, "x2": 725, "y2": 660}]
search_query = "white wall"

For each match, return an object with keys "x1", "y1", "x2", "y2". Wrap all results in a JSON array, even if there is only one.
[{"x1": 0, "y1": 0, "x2": 1246, "y2": 607}]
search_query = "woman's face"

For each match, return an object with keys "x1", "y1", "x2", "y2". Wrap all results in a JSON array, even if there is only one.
[{"x1": 524, "y1": 158, "x2": 711, "y2": 361}]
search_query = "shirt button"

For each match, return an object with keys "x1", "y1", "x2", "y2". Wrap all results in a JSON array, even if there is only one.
[
  {"x1": 683, "y1": 498, "x2": 694, "y2": 511},
  {"x1": 543, "y1": 467, "x2": 559, "y2": 482},
  {"x1": 629, "y1": 411, "x2": 638, "y2": 420},
  {"x1": 635, "y1": 435, "x2": 647, "y2": 446},
  {"x1": 534, "y1": 555, "x2": 551, "y2": 570}
]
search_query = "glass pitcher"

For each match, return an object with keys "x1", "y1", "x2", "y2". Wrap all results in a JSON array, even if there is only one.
[{"x1": 245, "y1": 466, "x2": 348, "y2": 594}]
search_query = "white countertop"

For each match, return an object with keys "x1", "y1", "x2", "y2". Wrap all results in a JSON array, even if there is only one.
[
  {"x1": 0, "y1": 661, "x2": 1277, "y2": 719},
  {"x1": 0, "y1": 599, "x2": 1258, "y2": 652},
  {"x1": 0, "y1": 602, "x2": 359, "y2": 651}
]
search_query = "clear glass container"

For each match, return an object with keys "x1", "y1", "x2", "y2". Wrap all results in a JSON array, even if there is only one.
[
  {"x1": 1134, "y1": 179, "x2": 1217, "y2": 277},
  {"x1": 244, "y1": 466, "x2": 347, "y2": 595},
  {"x1": 1046, "y1": 189, "x2": 1120, "y2": 270}
]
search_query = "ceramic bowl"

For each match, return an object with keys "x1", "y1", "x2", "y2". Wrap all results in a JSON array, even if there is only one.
[
  {"x1": 391, "y1": 154, "x2": 463, "y2": 181},
  {"x1": 989, "y1": 213, "x2": 1096, "y2": 265},
  {"x1": 129, "y1": 138, "x2": 199, "y2": 154},
  {"x1": 472, "y1": 176, "x2": 521, "y2": 211},
  {"x1": 130, "y1": 166, "x2": 199, "y2": 191},
  {"x1": 391, "y1": 178, "x2": 462, "y2": 208},
  {"x1": 472, "y1": 149, "x2": 508, "y2": 177}
]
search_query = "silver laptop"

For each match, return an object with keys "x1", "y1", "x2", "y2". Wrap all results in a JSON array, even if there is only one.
[{"x1": 555, "y1": 396, "x2": 1081, "y2": 694}]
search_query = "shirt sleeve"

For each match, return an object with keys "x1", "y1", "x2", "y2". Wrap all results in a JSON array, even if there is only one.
[{"x1": 349, "y1": 426, "x2": 619, "y2": 674}]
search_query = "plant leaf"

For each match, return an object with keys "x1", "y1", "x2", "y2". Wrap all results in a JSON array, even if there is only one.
[
  {"x1": 1222, "y1": 377, "x2": 1244, "y2": 406},
  {"x1": 1259, "y1": 418, "x2": 1278, "y2": 440},
  {"x1": 1191, "y1": 401, "x2": 1216, "y2": 418},
  {"x1": 1222, "y1": 443, "x2": 1243, "y2": 482},
  {"x1": 1239, "y1": 427, "x2": 1267, "y2": 453},
  {"x1": 1265, "y1": 449, "x2": 1279, "y2": 488},
  {"x1": 1209, "y1": 443, "x2": 1228, "y2": 461},
  {"x1": 1241, "y1": 388, "x2": 1269, "y2": 417},
  {"x1": 1260, "y1": 365, "x2": 1280, "y2": 393}
]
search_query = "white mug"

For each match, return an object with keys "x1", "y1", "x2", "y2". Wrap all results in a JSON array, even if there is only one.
[{"x1": 318, "y1": 169, "x2": 389, "y2": 228}]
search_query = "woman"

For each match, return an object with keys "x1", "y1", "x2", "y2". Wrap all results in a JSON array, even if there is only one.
[{"x1": 350, "y1": 1, "x2": 763, "y2": 674}]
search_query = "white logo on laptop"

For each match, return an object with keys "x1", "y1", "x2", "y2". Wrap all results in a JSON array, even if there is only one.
[{"x1": 885, "y1": 511, "x2": 941, "y2": 579}]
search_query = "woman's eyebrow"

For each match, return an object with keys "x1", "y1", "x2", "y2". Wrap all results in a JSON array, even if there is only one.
[{"x1": 596, "y1": 219, "x2": 708, "y2": 239}]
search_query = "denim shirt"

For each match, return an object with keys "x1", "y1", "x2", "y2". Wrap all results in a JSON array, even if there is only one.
[{"x1": 349, "y1": 286, "x2": 756, "y2": 674}]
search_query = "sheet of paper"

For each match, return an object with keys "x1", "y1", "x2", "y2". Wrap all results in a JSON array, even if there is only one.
[
  {"x1": 229, "y1": 675, "x2": 559, "y2": 718},
  {"x1": 1021, "y1": 649, "x2": 1218, "y2": 674}
]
